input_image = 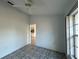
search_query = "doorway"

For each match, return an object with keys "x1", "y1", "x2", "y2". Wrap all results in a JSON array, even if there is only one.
[{"x1": 30, "y1": 24, "x2": 36, "y2": 46}]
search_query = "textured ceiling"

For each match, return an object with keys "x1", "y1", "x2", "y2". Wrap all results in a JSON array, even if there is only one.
[{"x1": 5, "y1": 0, "x2": 75, "y2": 15}]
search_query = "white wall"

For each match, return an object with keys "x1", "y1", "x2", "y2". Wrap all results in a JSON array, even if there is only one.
[
  {"x1": 30, "y1": 15, "x2": 66, "y2": 53},
  {"x1": 0, "y1": 1, "x2": 30, "y2": 58}
]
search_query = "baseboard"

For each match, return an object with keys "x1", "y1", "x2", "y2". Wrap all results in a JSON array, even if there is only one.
[
  {"x1": 35, "y1": 45, "x2": 65, "y2": 54},
  {"x1": 0, "y1": 44, "x2": 29, "y2": 59}
]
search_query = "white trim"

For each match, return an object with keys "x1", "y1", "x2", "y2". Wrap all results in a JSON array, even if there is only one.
[{"x1": 70, "y1": 8, "x2": 78, "y2": 16}]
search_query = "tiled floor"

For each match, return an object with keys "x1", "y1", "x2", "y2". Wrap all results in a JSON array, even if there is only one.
[{"x1": 1, "y1": 45, "x2": 65, "y2": 59}]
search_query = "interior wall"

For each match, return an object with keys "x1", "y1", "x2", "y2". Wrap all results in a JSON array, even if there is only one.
[
  {"x1": 30, "y1": 15, "x2": 66, "y2": 53},
  {"x1": 0, "y1": 1, "x2": 30, "y2": 58}
]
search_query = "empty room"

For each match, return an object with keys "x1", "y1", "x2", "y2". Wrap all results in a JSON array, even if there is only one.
[{"x1": 0, "y1": 0, "x2": 78, "y2": 59}]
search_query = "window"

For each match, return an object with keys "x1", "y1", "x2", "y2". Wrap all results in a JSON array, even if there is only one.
[
  {"x1": 74, "y1": 13, "x2": 78, "y2": 58},
  {"x1": 66, "y1": 8, "x2": 78, "y2": 59}
]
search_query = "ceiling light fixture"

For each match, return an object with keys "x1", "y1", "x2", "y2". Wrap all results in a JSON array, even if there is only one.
[{"x1": 25, "y1": 0, "x2": 32, "y2": 7}]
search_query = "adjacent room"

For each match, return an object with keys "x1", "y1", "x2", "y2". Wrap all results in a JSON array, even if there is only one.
[{"x1": 0, "y1": 0, "x2": 78, "y2": 59}]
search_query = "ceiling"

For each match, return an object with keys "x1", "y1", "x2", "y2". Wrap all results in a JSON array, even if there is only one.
[{"x1": 5, "y1": 0, "x2": 75, "y2": 15}]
